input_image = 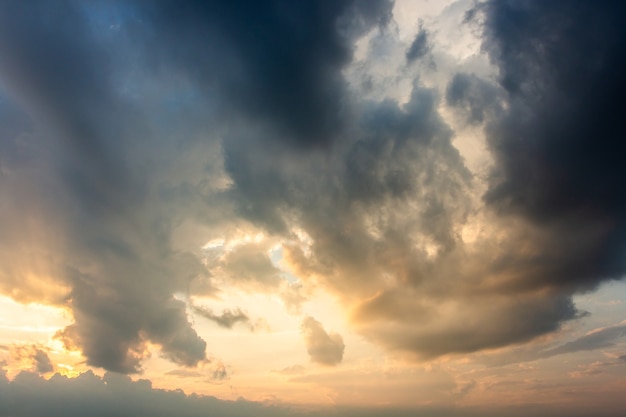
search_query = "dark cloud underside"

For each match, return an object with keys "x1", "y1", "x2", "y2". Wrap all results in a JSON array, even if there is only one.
[
  {"x1": 340, "y1": 0, "x2": 626, "y2": 357},
  {"x1": 1, "y1": 369, "x2": 624, "y2": 417},
  {"x1": 478, "y1": 0, "x2": 626, "y2": 290},
  {"x1": 139, "y1": 0, "x2": 394, "y2": 148}
]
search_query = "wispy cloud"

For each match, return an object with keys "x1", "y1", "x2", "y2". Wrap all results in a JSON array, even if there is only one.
[{"x1": 191, "y1": 305, "x2": 250, "y2": 330}]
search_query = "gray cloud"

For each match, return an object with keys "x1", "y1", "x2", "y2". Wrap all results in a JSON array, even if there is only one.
[
  {"x1": 192, "y1": 305, "x2": 250, "y2": 329},
  {"x1": 301, "y1": 317, "x2": 345, "y2": 366},
  {"x1": 354, "y1": 292, "x2": 583, "y2": 359},
  {"x1": 0, "y1": 369, "x2": 624, "y2": 417},
  {"x1": 31, "y1": 349, "x2": 53, "y2": 374},
  {"x1": 221, "y1": 244, "x2": 282, "y2": 290},
  {"x1": 211, "y1": 362, "x2": 229, "y2": 382},
  {"x1": 0, "y1": 0, "x2": 211, "y2": 373},
  {"x1": 406, "y1": 25, "x2": 430, "y2": 63},
  {"x1": 0, "y1": 370, "x2": 283, "y2": 417},
  {"x1": 361, "y1": 0, "x2": 626, "y2": 360},
  {"x1": 473, "y1": 0, "x2": 626, "y2": 291},
  {"x1": 220, "y1": 29, "x2": 596, "y2": 359},
  {"x1": 9, "y1": 346, "x2": 53, "y2": 374},
  {"x1": 137, "y1": 0, "x2": 394, "y2": 148},
  {"x1": 0, "y1": 0, "x2": 393, "y2": 373},
  {"x1": 446, "y1": 72, "x2": 502, "y2": 124}
]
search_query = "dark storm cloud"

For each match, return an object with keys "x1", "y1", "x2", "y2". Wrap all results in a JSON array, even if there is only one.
[
  {"x1": 354, "y1": 0, "x2": 626, "y2": 360},
  {"x1": 223, "y1": 61, "x2": 584, "y2": 360},
  {"x1": 475, "y1": 0, "x2": 626, "y2": 290},
  {"x1": 445, "y1": 73, "x2": 501, "y2": 124},
  {"x1": 271, "y1": 36, "x2": 624, "y2": 358},
  {"x1": 0, "y1": 0, "x2": 208, "y2": 373},
  {"x1": 0, "y1": 0, "x2": 397, "y2": 374},
  {"x1": 2, "y1": 0, "x2": 625, "y2": 376},
  {"x1": 211, "y1": 362, "x2": 229, "y2": 381},
  {"x1": 227, "y1": 82, "x2": 471, "y2": 290},
  {"x1": 362, "y1": 0, "x2": 626, "y2": 360},
  {"x1": 137, "y1": 0, "x2": 393, "y2": 147}
]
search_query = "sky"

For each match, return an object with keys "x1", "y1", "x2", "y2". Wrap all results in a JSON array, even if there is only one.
[{"x1": 0, "y1": 0, "x2": 626, "y2": 416}]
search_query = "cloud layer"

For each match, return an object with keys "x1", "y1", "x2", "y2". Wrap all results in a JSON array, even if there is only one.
[
  {"x1": 1, "y1": 368, "x2": 624, "y2": 417},
  {"x1": 0, "y1": 0, "x2": 625, "y2": 377}
]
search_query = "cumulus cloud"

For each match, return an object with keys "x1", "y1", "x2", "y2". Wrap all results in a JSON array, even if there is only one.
[
  {"x1": 0, "y1": 0, "x2": 393, "y2": 373},
  {"x1": 349, "y1": 0, "x2": 626, "y2": 359},
  {"x1": 0, "y1": 0, "x2": 209, "y2": 373},
  {"x1": 301, "y1": 317, "x2": 345, "y2": 366}
]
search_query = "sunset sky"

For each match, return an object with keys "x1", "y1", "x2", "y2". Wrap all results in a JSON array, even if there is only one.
[{"x1": 1, "y1": 1, "x2": 626, "y2": 416}]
